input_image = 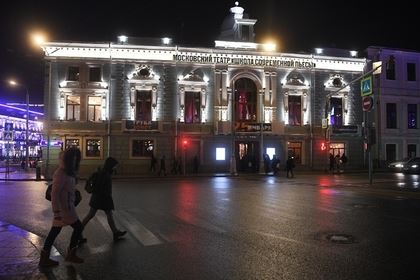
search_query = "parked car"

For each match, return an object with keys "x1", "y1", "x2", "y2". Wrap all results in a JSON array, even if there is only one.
[
  {"x1": 402, "y1": 157, "x2": 420, "y2": 174},
  {"x1": 388, "y1": 157, "x2": 412, "y2": 172}
]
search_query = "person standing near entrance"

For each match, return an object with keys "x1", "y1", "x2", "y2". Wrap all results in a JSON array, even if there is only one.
[
  {"x1": 158, "y1": 155, "x2": 167, "y2": 176},
  {"x1": 286, "y1": 156, "x2": 295, "y2": 178},
  {"x1": 81, "y1": 157, "x2": 126, "y2": 242}
]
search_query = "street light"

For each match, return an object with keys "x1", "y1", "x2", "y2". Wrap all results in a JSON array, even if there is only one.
[{"x1": 8, "y1": 80, "x2": 30, "y2": 172}]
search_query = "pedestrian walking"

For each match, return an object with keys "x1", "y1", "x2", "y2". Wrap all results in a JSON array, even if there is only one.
[
  {"x1": 80, "y1": 157, "x2": 127, "y2": 243},
  {"x1": 158, "y1": 155, "x2": 166, "y2": 176},
  {"x1": 286, "y1": 156, "x2": 295, "y2": 178},
  {"x1": 39, "y1": 147, "x2": 84, "y2": 267}
]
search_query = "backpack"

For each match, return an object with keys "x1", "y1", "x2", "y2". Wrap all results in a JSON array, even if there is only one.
[{"x1": 85, "y1": 171, "x2": 99, "y2": 194}]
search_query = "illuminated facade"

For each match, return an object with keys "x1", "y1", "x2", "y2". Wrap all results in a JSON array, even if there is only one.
[
  {"x1": 0, "y1": 103, "x2": 44, "y2": 161},
  {"x1": 41, "y1": 3, "x2": 367, "y2": 175},
  {"x1": 367, "y1": 47, "x2": 420, "y2": 166}
]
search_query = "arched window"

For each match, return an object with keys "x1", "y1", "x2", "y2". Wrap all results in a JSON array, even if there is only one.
[{"x1": 234, "y1": 78, "x2": 257, "y2": 122}]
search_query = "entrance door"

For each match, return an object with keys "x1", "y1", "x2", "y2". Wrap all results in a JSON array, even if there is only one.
[{"x1": 236, "y1": 141, "x2": 259, "y2": 172}]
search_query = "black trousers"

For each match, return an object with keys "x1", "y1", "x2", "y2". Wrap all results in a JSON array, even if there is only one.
[{"x1": 43, "y1": 219, "x2": 83, "y2": 251}]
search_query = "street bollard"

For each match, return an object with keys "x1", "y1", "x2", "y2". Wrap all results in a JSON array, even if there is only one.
[{"x1": 36, "y1": 165, "x2": 41, "y2": 181}]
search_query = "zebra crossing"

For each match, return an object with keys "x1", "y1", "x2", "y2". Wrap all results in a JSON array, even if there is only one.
[{"x1": 83, "y1": 209, "x2": 225, "y2": 251}]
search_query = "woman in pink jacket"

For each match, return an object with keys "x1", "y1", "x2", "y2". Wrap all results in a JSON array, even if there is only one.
[{"x1": 39, "y1": 147, "x2": 84, "y2": 267}]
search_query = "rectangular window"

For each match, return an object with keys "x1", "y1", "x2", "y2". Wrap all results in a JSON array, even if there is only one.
[
  {"x1": 88, "y1": 96, "x2": 102, "y2": 122},
  {"x1": 184, "y1": 91, "x2": 201, "y2": 123},
  {"x1": 330, "y1": 97, "x2": 343, "y2": 127},
  {"x1": 216, "y1": 148, "x2": 226, "y2": 161},
  {"x1": 386, "y1": 144, "x2": 396, "y2": 161},
  {"x1": 136, "y1": 91, "x2": 152, "y2": 122},
  {"x1": 66, "y1": 96, "x2": 80, "y2": 121},
  {"x1": 241, "y1": 25, "x2": 250, "y2": 41},
  {"x1": 89, "y1": 67, "x2": 102, "y2": 82},
  {"x1": 288, "y1": 95, "x2": 302, "y2": 126},
  {"x1": 266, "y1": 148, "x2": 275, "y2": 160},
  {"x1": 407, "y1": 104, "x2": 417, "y2": 129},
  {"x1": 408, "y1": 144, "x2": 416, "y2": 158},
  {"x1": 65, "y1": 138, "x2": 80, "y2": 150},
  {"x1": 386, "y1": 103, "x2": 397, "y2": 128},
  {"x1": 85, "y1": 138, "x2": 101, "y2": 158},
  {"x1": 131, "y1": 139, "x2": 154, "y2": 158},
  {"x1": 287, "y1": 142, "x2": 302, "y2": 164},
  {"x1": 67, "y1": 66, "x2": 80, "y2": 81},
  {"x1": 329, "y1": 142, "x2": 345, "y2": 158},
  {"x1": 407, "y1": 63, "x2": 416, "y2": 81}
]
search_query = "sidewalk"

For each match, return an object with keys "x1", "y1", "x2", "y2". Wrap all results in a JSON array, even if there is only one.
[{"x1": 0, "y1": 220, "x2": 75, "y2": 280}]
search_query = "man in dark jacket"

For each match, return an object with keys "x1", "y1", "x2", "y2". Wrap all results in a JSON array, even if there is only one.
[{"x1": 80, "y1": 157, "x2": 126, "y2": 242}]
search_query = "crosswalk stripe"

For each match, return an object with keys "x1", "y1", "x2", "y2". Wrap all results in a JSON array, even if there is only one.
[{"x1": 114, "y1": 210, "x2": 163, "y2": 246}]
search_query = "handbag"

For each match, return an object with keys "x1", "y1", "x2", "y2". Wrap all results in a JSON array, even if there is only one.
[{"x1": 45, "y1": 184, "x2": 82, "y2": 206}]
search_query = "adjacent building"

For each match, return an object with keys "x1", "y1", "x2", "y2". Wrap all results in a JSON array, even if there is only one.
[
  {"x1": 40, "y1": 3, "x2": 367, "y2": 176},
  {"x1": 0, "y1": 103, "x2": 44, "y2": 162},
  {"x1": 367, "y1": 47, "x2": 420, "y2": 166}
]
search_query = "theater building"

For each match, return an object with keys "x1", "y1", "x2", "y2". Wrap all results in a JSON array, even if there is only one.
[{"x1": 40, "y1": 3, "x2": 366, "y2": 176}]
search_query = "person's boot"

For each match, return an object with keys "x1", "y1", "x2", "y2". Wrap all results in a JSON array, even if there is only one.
[
  {"x1": 39, "y1": 249, "x2": 59, "y2": 267},
  {"x1": 113, "y1": 230, "x2": 127, "y2": 241},
  {"x1": 65, "y1": 247, "x2": 84, "y2": 263}
]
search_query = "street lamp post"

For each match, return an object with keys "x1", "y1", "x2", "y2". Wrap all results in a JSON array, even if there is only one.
[{"x1": 9, "y1": 80, "x2": 30, "y2": 172}]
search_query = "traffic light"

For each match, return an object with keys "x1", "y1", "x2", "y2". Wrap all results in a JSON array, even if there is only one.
[
  {"x1": 182, "y1": 139, "x2": 188, "y2": 150},
  {"x1": 321, "y1": 142, "x2": 327, "y2": 151}
]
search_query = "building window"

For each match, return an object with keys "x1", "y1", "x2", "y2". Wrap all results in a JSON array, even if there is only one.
[
  {"x1": 89, "y1": 67, "x2": 102, "y2": 82},
  {"x1": 266, "y1": 148, "x2": 275, "y2": 161},
  {"x1": 287, "y1": 142, "x2": 302, "y2": 164},
  {"x1": 235, "y1": 78, "x2": 257, "y2": 122},
  {"x1": 88, "y1": 96, "x2": 102, "y2": 122},
  {"x1": 131, "y1": 139, "x2": 154, "y2": 158},
  {"x1": 408, "y1": 144, "x2": 416, "y2": 158},
  {"x1": 386, "y1": 103, "x2": 397, "y2": 128},
  {"x1": 184, "y1": 91, "x2": 201, "y2": 123},
  {"x1": 407, "y1": 63, "x2": 416, "y2": 81},
  {"x1": 386, "y1": 144, "x2": 396, "y2": 161},
  {"x1": 241, "y1": 25, "x2": 250, "y2": 41},
  {"x1": 386, "y1": 56, "x2": 395, "y2": 80},
  {"x1": 330, "y1": 97, "x2": 343, "y2": 127},
  {"x1": 65, "y1": 138, "x2": 80, "y2": 150},
  {"x1": 408, "y1": 104, "x2": 417, "y2": 129},
  {"x1": 67, "y1": 66, "x2": 80, "y2": 81},
  {"x1": 288, "y1": 95, "x2": 302, "y2": 126},
  {"x1": 136, "y1": 91, "x2": 152, "y2": 122},
  {"x1": 329, "y1": 142, "x2": 345, "y2": 158},
  {"x1": 66, "y1": 95, "x2": 80, "y2": 121},
  {"x1": 85, "y1": 138, "x2": 101, "y2": 158},
  {"x1": 216, "y1": 148, "x2": 226, "y2": 161}
]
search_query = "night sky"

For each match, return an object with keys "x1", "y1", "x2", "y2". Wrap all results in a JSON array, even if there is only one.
[{"x1": 0, "y1": 0, "x2": 416, "y2": 106}]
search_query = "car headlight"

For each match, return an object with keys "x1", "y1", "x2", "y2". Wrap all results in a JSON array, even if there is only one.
[
  {"x1": 395, "y1": 164, "x2": 403, "y2": 168},
  {"x1": 411, "y1": 165, "x2": 418, "y2": 168}
]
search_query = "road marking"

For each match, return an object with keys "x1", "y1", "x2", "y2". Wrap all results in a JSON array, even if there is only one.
[
  {"x1": 175, "y1": 213, "x2": 226, "y2": 234},
  {"x1": 114, "y1": 210, "x2": 163, "y2": 246},
  {"x1": 253, "y1": 230, "x2": 311, "y2": 247}
]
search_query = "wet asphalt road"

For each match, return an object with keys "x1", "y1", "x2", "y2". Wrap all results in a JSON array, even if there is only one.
[{"x1": 1, "y1": 172, "x2": 420, "y2": 279}]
